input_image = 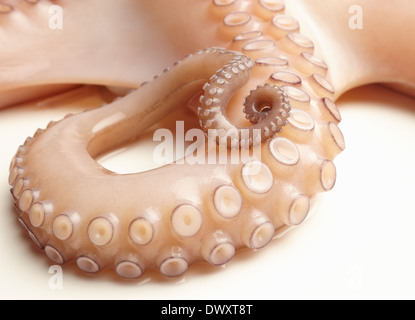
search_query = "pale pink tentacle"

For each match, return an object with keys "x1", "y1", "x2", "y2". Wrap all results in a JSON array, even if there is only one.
[{"x1": 7, "y1": 0, "x2": 348, "y2": 279}]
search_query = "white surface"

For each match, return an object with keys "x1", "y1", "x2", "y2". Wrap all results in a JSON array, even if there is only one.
[{"x1": 0, "y1": 84, "x2": 415, "y2": 300}]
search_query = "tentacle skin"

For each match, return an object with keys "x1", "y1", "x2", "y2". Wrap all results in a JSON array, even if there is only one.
[{"x1": 7, "y1": 0, "x2": 347, "y2": 279}]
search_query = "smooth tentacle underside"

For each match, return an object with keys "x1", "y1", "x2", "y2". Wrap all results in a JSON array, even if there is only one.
[{"x1": 8, "y1": 0, "x2": 349, "y2": 279}]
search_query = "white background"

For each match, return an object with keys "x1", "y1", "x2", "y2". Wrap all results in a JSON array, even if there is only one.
[{"x1": 0, "y1": 84, "x2": 414, "y2": 299}]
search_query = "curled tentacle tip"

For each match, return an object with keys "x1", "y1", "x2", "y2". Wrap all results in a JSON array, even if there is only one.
[
  {"x1": 243, "y1": 83, "x2": 291, "y2": 140},
  {"x1": 198, "y1": 52, "x2": 289, "y2": 149}
]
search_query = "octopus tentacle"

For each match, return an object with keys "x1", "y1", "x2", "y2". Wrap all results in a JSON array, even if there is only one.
[
  {"x1": 7, "y1": 0, "x2": 347, "y2": 280},
  {"x1": 8, "y1": 47, "x2": 343, "y2": 278},
  {"x1": 7, "y1": 48, "x2": 280, "y2": 278},
  {"x1": 200, "y1": 79, "x2": 291, "y2": 147}
]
